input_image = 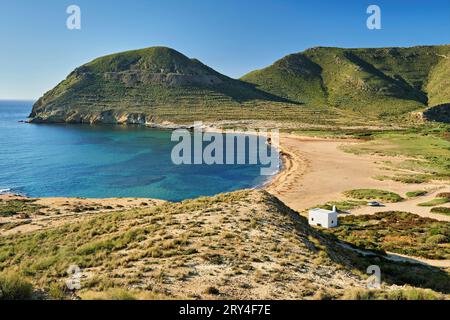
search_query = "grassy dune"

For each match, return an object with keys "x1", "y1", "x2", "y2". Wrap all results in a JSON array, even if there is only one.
[{"x1": 1, "y1": 190, "x2": 448, "y2": 299}]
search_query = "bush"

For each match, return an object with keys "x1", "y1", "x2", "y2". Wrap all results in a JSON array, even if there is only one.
[
  {"x1": 342, "y1": 288, "x2": 444, "y2": 300},
  {"x1": 430, "y1": 207, "x2": 450, "y2": 216},
  {"x1": 386, "y1": 288, "x2": 444, "y2": 300},
  {"x1": 106, "y1": 289, "x2": 137, "y2": 300},
  {"x1": 0, "y1": 272, "x2": 33, "y2": 300},
  {"x1": 48, "y1": 283, "x2": 67, "y2": 300},
  {"x1": 406, "y1": 190, "x2": 427, "y2": 197},
  {"x1": 344, "y1": 189, "x2": 403, "y2": 202},
  {"x1": 418, "y1": 198, "x2": 449, "y2": 207},
  {"x1": 426, "y1": 234, "x2": 448, "y2": 244},
  {"x1": 205, "y1": 286, "x2": 220, "y2": 295}
]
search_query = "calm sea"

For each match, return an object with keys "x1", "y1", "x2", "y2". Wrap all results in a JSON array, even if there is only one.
[{"x1": 0, "y1": 100, "x2": 275, "y2": 201}]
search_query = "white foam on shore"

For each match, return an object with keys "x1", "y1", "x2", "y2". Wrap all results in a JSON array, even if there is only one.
[
  {"x1": 0, "y1": 188, "x2": 11, "y2": 195},
  {"x1": 252, "y1": 156, "x2": 283, "y2": 190}
]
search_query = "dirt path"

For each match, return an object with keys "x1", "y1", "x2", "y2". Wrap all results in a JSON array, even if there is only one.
[
  {"x1": 265, "y1": 134, "x2": 449, "y2": 221},
  {"x1": 385, "y1": 252, "x2": 450, "y2": 268},
  {"x1": 338, "y1": 243, "x2": 450, "y2": 268},
  {"x1": 351, "y1": 188, "x2": 450, "y2": 222}
]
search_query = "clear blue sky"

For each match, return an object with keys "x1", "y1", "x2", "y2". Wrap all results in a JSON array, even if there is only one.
[{"x1": 1, "y1": 0, "x2": 449, "y2": 100}]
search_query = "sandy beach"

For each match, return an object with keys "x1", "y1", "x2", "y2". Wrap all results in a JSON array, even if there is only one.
[{"x1": 265, "y1": 134, "x2": 450, "y2": 222}]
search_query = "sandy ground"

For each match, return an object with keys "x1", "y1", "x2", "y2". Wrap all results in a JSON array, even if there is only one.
[
  {"x1": 351, "y1": 188, "x2": 450, "y2": 222},
  {"x1": 0, "y1": 194, "x2": 165, "y2": 236},
  {"x1": 265, "y1": 134, "x2": 450, "y2": 268},
  {"x1": 339, "y1": 242, "x2": 450, "y2": 268},
  {"x1": 266, "y1": 134, "x2": 449, "y2": 221},
  {"x1": 1, "y1": 134, "x2": 448, "y2": 268}
]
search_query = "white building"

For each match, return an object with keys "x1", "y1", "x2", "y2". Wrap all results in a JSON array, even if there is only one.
[{"x1": 308, "y1": 206, "x2": 338, "y2": 228}]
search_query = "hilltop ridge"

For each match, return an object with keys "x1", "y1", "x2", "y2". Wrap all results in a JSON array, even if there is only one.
[
  {"x1": 242, "y1": 45, "x2": 450, "y2": 116},
  {"x1": 30, "y1": 47, "x2": 285, "y2": 125}
]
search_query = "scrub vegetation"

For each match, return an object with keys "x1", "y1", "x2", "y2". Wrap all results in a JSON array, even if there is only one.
[
  {"x1": 323, "y1": 211, "x2": 450, "y2": 260},
  {"x1": 1, "y1": 190, "x2": 448, "y2": 299},
  {"x1": 343, "y1": 189, "x2": 403, "y2": 203},
  {"x1": 342, "y1": 126, "x2": 450, "y2": 184}
]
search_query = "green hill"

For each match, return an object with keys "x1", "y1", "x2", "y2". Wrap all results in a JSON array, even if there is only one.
[
  {"x1": 242, "y1": 45, "x2": 450, "y2": 117},
  {"x1": 30, "y1": 47, "x2": 287, "y2": 124},
  {"x1": 30, "y1": 45, "x2": 450, "y2": 125}
]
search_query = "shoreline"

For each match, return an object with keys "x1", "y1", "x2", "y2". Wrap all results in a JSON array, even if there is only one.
[
  {"x1": 2, "y1": 130, "x2": 450, "y2": 267},
  {"x1": 4, "y1": 122, "x2": 450, "y2": 223},
  {"x1": 262, "y1": 134, "x2": 450, "y2": 221}
]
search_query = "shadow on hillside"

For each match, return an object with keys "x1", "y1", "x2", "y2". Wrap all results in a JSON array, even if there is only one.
[
  {"x1": 320, "y1": 232, "x2": 450, "y2": 294},
  {"x1": 215, "y1": 79, "x2": 303, "y2": 105},
  {"x1": 343, "y1": 51, "x2": 428, "y2": 104},
  {"x1": 254, "y1": 191, "x2": 449, "y2": 294},
  {"x1": 424, "y1": 103, "x2": 450, "y2": 123}
]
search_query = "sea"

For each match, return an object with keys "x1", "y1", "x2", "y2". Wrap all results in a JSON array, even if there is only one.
[{"x1": 0, "y1": 100, "x2": 276, "y2": 201}]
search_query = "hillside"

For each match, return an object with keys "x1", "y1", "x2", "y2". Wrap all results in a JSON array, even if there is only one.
[
  {"x1": 29, "y1": 47, "x2": 287, "y2": 125},
  {"x1": 29, "y1": 45, "x2": 450, "y2": 126},
  {"x1": 242, "y1": 45, "x2": 450, "y2": 117},
  {"x1": 1, "y1": 190, "x2": 449, "y2": 300}
]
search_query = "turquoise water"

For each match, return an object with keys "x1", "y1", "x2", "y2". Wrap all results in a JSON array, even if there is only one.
[{"x1": 0, "y1": 100, "x2": 274, "y2": 201}]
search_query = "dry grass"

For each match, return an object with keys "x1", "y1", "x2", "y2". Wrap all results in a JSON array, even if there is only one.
[{"x1": 1, "y1": 190, "x2": 448, "y2": 299}]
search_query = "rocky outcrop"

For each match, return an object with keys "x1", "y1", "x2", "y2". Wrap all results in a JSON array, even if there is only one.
[
  {"x1": 103, "y1": 71, "x2": 224, "y2": 87},
  {"x1": 29, "y1": 110, "x2": 151, "y2": 125}
]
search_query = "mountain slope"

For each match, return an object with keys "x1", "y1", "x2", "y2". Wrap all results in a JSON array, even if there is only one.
[
  {"x1": 242, "y1": 45, "x2": 450, "y2": 116},
  {"x1": 30, "y1": 45, "x2": 450, "y2": 125},
  {"x1": 427, "y1": 49, "x2": 450, "y2": 106},
  {"x1": 30, "y1": 47, "x2": 286, "y2": 124},
  {"x1": 0, "y1": 190, "x2": 365, "y2": 299}
]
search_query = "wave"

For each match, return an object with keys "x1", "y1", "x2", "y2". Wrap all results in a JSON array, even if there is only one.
[
  {"x1": 252, "y1": 158, "x2": 284, "y2": 190},
  {"x1": 0, "y1": 188, "x2": 11, "y2": 195}
]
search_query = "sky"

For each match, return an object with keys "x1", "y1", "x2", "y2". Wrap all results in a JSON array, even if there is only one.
[{"x1": 0, "y1": 0, "x2": 449, "y2": 100}]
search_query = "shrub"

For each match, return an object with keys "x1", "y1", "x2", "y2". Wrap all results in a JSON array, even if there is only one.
[
  {"x1": 344, "y1": 189, "x2": 403, "y2": 202},
  {"x1": 418, "y1": 198, "x2": 449, "y2": 207},
  {"x1": 205, "y1": 286, "x2": 220, "y2": 295},
  {"x1": 80, "y1": 289, "x2": 138, "y2": 300},
  {"x1": 0, "y1": 272, "x2": 33, "y2": 300},
  {"x1": 386, "y1": 288, "x2": 444, "y2": 300},
  {"x1": 430, "y1": 207, "x2": 450, "y2": 216},
  {"x1": 406, "y1": 190, "x2": 427, "y2": 197},
  {"x1": 426, "y1": 234, "x2": 448, "y2": 244},
  {"x1": 342, "y1": 288, "x2": 444, "y2": 300},
  {"x1": 48, "y1": 283, "x2": 67, "y2": 300},
  {"x1": 106, "y1": 289, "x2": 137, "y2": 300}
]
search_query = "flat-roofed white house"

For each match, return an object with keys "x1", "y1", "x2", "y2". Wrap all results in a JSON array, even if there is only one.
[{"x1": 308, "y1": 206, "x2": 338, "y2": 228}]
